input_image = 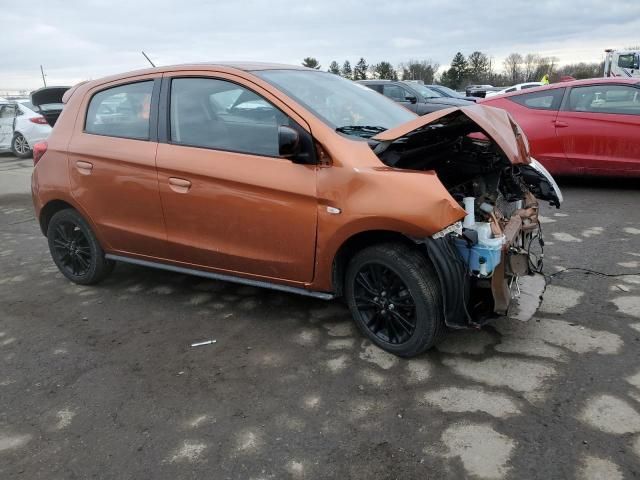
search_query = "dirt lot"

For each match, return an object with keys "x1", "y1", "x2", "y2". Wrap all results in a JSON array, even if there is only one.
[{"x1": 1, "y1": 153, "x2": 639, "y2": 479}]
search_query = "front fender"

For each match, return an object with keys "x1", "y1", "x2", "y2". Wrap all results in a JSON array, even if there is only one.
[{"x1": 311, "y1": 155, "x2": 466, "y2": 291}]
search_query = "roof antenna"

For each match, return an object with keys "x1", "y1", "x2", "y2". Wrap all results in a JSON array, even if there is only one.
[{"x1": 141, "y1": 51, "x2": 156, "y2": 67}]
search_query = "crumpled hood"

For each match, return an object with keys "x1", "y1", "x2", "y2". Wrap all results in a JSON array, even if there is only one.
[{"x1": 372, "y1": 104, "x2": 531, "y2": 165}]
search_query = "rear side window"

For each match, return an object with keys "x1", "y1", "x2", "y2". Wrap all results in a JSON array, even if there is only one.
[
  {"x1": 509, "y1": 88, "x2": 564, "y2": 110},
  {"x1": 365, "y1": 84, "x2": 383, "y2": 94},
  {"x1": 566, "y1": 84, "x2": 640, "y2": 115},
  {"x1": 85, "y1": 81, "x2": 154, "y2": 140},
  {"x1": 169, "y1": 77, "x2": 293, "y2": 157}
]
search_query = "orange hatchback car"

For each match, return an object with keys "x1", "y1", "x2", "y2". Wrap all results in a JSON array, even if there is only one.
[{"x1": 31, "y1": 63, "x2": 562, "y2": 356}]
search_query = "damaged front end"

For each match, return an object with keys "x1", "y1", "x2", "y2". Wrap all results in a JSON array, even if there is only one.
[{"x1": 370, "y1": 105, "x2": 563, "y2": 327}]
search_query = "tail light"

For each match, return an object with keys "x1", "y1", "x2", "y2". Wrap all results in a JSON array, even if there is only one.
[
  {"x1": 29, "y1": 116, "x2": 48, "y2": 125},
  {"x1": 33, "y1": 141, "x2": 48, "y2": 166}
]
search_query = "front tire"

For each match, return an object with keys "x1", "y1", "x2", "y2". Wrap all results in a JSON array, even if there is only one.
[
  {"x1": 11, "y1": 133, "x2": 32, "y2": 158},
  {"x1": 345, "y1": 243, "x2": 445, "y2": 357},
  {"x1": 47, "y1": 209, "x2": 114, "y2": 285}
]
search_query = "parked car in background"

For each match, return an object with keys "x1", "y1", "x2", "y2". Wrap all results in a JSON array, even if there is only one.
[
  {"x1": 480, "y1": 78, "x2": 640, "y2": 176},
  {"x1": 358, "y1": 80, "x2": 473, "y2": 114},
  {"x1": 31, "y1": 63, "x2": 560, "y2": 356},
  {"x1": 465, "y1": 84, "x2": 503, "y2": 98},
  {"x1": 0, "y1": 87, "x2": 68, "y2": 158},
  {"x1": 484, "y1": 82, "x2": 544, "y2": 98},
  {"x1": 427, "y1": 84, "x2": 478, "y2": 102}
]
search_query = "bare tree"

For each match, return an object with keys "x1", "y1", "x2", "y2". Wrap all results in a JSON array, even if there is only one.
[
  {"x1": 523, "y1": 53, "x2": 539, "y2": 82},
  {"x1": 533, "y1": 56, "x2": 559, "y2": 82},
  {"x1": 400, "y1": 59, "x2": 440, "y2": 84},
  {"x1": 503, "y1": 53, "x2": 523, "y2": 84}
]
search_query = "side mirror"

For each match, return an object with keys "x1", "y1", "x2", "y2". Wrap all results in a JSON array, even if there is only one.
[
  {"x1": 278, "y1": 125, "x2": 300, "y2": 158},
  {"x1": 405, "y1": 96, "x2": 418, "y2": 104}
]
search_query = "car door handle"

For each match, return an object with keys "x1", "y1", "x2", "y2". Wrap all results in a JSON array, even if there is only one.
[
  {"x1": 75, "y1": 160, "x2": 93, "y2": 175},
  {"x1": 168, "y1": 177, "x2": 192, "y2": 193},
  {"x1": 553, "y1": 120, "x2": 569, "y2": 128}
]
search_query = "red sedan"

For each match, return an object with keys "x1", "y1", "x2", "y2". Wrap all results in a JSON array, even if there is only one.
[{"x1": 480, "y1": 78, "x2": 640, "y2": 177}]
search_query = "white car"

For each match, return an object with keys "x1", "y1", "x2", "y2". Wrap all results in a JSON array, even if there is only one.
[
  {"x1": 484, "y1": 82, "x2": 544, "y2": 98},
  {"x1": 0, "y1": 87, "x2": 68, "y2": 158}
]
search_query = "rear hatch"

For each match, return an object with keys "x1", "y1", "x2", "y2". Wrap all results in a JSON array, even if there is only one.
[{"x1": 30, "y1": 86, "x2": 70, "y2": 127}]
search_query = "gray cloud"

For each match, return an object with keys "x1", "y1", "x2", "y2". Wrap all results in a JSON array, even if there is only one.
[{"x1": 1, "y1": 0, "x2": 638, "y2": 90}]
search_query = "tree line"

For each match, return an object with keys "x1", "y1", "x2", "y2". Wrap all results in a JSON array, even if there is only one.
[{"x1": 302, "y1": 52, "x2": 604, "y2": 89}]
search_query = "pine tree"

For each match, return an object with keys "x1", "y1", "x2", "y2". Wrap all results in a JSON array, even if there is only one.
[
  {"x1": 374, "y1": 61, "x2": 397, "y2": 80},
  {"x1": 302, "y1": 57, "x2": 321, "y2": 70},
  {"x1": 341, "y1": 60, "x2": 353, "y2": 79},
  {"x1": 328, "y1": 61, "x2": 341, "y2": 75},
  {"x1": 353, "y1": 58, "x2": 368, "y2": 80}
]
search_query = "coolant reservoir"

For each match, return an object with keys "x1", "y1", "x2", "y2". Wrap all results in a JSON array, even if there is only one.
[{"x1": 463, "y1": 197, "x2": 475, "y2": 228}]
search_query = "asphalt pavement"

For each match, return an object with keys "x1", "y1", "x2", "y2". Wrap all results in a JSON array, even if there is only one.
[{"x1": 1, "y1": 152, "x2": 639, "y2": 479}]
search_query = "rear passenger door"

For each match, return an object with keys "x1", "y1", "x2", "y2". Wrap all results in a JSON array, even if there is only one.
[
  {"x1": 67, "y1": 76, "x2": 168, "y2": 258},
  {"x1": 555, "y1": 83, "x2": 640, "y2": 175},
  {"x1": 155, "y1": 73, "x2": 318, "y2": 283}
]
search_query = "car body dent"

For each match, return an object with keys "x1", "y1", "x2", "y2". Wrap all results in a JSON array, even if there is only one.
[{"x1": 372, "y1": 104, "x2": 531, "y2": 166}]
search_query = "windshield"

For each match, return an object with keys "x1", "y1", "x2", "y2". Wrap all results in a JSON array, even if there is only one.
[
  {"x1": 410, "y1": 84, "x2": 443, "y2": 99},
  {"x1": 254, "y1": 70, "x2": 416, "y2": 137},
  {"x1": 435, "y1": 86, "x2": 464, "y2": 98}
]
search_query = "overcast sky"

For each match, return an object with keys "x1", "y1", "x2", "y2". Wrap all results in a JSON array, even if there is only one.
[{"x1": 1, "y1": 0, "x2": 639, "y2": 91}]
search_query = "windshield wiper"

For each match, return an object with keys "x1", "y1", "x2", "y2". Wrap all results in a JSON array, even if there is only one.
[{"x1": 335, "y1": 125, "x2": 387, "y2": 138}]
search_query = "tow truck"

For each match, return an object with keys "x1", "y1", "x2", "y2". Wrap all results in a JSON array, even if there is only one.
[{"x1": 604, "y1": 49, "x2": 640, "y2": 78}]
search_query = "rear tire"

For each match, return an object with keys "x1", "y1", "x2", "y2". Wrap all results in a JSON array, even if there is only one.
[
  {"x1": 47, "y1": 209, "x2": 114, "y2": 285},
  {"x1": 11, "y1": 133, "x2": 32, "y2": 158},
  {"x1": 345, "y1": 243, "x2": 445, "y2": 357}
]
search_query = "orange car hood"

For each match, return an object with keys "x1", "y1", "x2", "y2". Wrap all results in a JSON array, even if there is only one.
[{"x1": 372, "y1": 104, "x2": 531, "y2": 165}]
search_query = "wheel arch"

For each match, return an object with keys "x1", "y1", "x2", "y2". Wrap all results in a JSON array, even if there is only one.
[
  {"x1": 331, "y1": 230, "x2": 418, "y2": 297},
  {"x1": 39, "y1": 199, "x2": 76, "y2": 235}
]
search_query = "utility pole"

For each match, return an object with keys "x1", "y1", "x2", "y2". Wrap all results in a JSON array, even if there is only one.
[
  {"x1": 40, "y1": 65, "x2": 47, "y2": 87},
  {"x1": 141, "y1": 51, "x2": 156, "y2": 67}
]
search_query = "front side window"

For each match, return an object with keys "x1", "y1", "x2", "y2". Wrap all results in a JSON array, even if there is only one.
[
  {"x1": 85, "y1": 81, "x2": 154, "y2": 140},
  {"x1": 509, "y1": 88, "x2": 564, "y2": 110},
  {"x1": 618, "y1": 54, "x2": 639, "y2": 69},
  {"x1": 170, "y1": 77, "x2": 293, "y2": 156},
  {"x1": 383, "y1": 84, "x2": 412, "y2": 102},
  {"x1": 566, "y1": 84, "x2": 640, "y2": 115}
]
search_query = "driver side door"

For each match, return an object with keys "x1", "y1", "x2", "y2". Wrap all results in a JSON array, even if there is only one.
[{"x1": 155, "y1": 73, "x2": 319, "y2": 283}]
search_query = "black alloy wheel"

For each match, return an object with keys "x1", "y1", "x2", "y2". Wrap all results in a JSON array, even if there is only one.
[
  {"x1": 345, "y1": 243, "x2": 445, "y2": 357},
  {"x1": 352, "y1": 262, "x2": 417, "y2": 345},
  {"x1": 51, "y1": 220, "x2": 92, "y2": 277},
  {"x1": 47, "y1": 209, "x2": 114, "y2": 285}
]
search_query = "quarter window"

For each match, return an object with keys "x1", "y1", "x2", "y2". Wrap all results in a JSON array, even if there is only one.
[
  {"x1": 509, "y1": 88, "x2": 564, "y2": 110},
  {"x1": 85, "y1": 81, "x2": 154, "y2": 140},
  {"x1": 566, "y1": 85, "x2": 640, "y2": 115},
  {"x1": 169, "y1": 77, "x2": 292, "y2": 156}
]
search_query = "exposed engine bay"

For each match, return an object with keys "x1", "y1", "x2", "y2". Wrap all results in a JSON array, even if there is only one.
[{"x1": 370, "y1": 108, "x2": 563, "y2": 327}]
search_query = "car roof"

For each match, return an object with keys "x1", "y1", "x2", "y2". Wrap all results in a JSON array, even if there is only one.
[
  {"x1": 358, "y1": 80, "x2": 398, "y2": 84},
  {"x1": 481, "y1": 77, "x2": 640, "y2": 101},
  {"x1": 72, "y1": 62, "x2": 314, "y2": 93}
]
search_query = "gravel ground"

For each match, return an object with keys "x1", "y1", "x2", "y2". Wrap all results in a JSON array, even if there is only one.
[{"x1": 1, "y1": 153, "x2": 639, "y2": 479}]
